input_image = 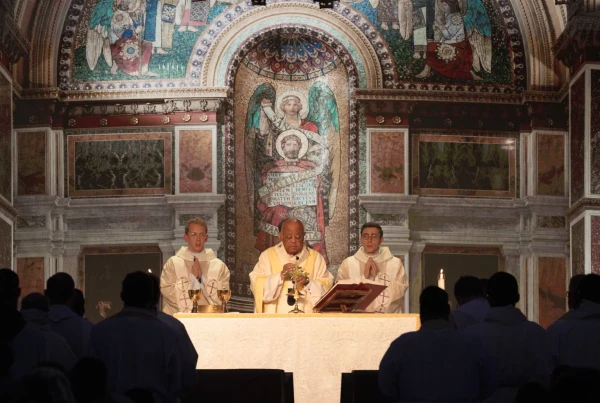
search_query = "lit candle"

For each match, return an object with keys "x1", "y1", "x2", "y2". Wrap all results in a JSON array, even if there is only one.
[{"x1": 437, "y1": 269, "x2": 445, "y2": 290}]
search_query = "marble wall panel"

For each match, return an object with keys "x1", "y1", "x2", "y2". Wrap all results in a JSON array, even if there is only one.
[
  {"x1": 179, "y1": 129, "x2": 213, "y2": 193},
  {"x1": 16, "y1": 257, "x2": 45, "y2": 299},
  {"x1": 17, "y1": 131, "x2": 46, "y2": 196},
  {"x1": 179, "y1": 214, "x2": 215, "y2": 228},
  {"x1": 538, "y1": 257, "x2": 566, "y2": 328},
  {"x1": 370, "y1": 213, "x2": 407, "y2": 227},
  {"x1": 17, "y1": 216, "x2": 46, "y2": 229},
  {"x1": 412, "y1": 134, "x2": 517, "y2": 198},
  {"x1": 591, "y1": 216, "x2": 600, "y2": 275},
  {"x1": 571, "y1": 219, "x2": 585, "y2": 275},
  {"x1": 537, "y1": 134, "x2": 565, "y2": 196},
  {"x1": 570, "y1": 75, "x2": 586, "y2": 203},
  {"x1": 411, "y1": 216, "x2": 517, "y2": 232},
  {"x1": 370, "y1": 131, "x2": 405, "y2": 194},
  {"x1": 0, "y1": 70, "x2": 11, "y2": 202},
  {"x1": 591, "y1": 71, "x2": 600, "y2": 194},
  {"x1": 67, "y1": 216, "x2": 172, "y2": 231},
  {"x1": 0, "y1": 218, "x2": 12, "y2": 268},
  {"x1": 67, "y1": 132, "x2": 172, "y2": 197}
]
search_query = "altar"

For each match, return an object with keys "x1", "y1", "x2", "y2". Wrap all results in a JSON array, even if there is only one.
[{"x1": 175, "y1": 313, "x2": 420, "y2": 403}]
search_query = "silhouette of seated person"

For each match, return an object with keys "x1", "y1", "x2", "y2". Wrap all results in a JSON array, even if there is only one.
[
  {"x1": 464, "y1": 272, "x2": 552, "y2": 402},
  {"x1": 46, "y1": 272, "x2": 93, "y2": 359},
  {"x1": 90, "y1": 271, "x2": 183, "y2": 403},
  {"x1": 379, "y1": 286, "x2": 498, "y2": 402},
  {"x1": 547, "y1": 273, "x2": 600, "y2": 371},
  {"x1": 20, "y1": 292, "x2": 76, "y2": 371},
  {"x1": 450, "y1": 276, "x2": 489, "y2": 330}
]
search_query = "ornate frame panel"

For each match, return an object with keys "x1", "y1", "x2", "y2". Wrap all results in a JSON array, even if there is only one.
[
  {"x1": 412, "y1": 134, "x2": 517, "y2": 198},
  {"x1": 67, "y1": 132, "x2": 173, "y2": 197}
]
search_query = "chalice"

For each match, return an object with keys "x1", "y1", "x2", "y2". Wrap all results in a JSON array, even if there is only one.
[
  {"x1": 188, "y1": 289, "x2": 202, "y2": 313},
  {"x1": 217, "y1": 289, "x2": 232, "y2": 313},
  {"x1": 287, "y1": 264, "x2": 309, "y2": 314}
]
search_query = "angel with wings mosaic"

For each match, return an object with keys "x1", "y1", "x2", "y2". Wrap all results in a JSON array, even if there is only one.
[{"x1": 245, "y1": 82, "x2": 340, "y2": 263}]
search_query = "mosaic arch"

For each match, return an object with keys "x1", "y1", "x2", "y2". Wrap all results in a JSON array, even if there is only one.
[
  {"x1": 228, "y1": 25, "x2": 360, "y2": 293},
  {"x1": 59, "y1": 0, "x2": 525, "y2": 92}
]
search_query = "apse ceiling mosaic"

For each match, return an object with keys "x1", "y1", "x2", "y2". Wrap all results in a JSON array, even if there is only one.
[{"x1": 59, "y1": 0, "x2": 526, "y2": 93}]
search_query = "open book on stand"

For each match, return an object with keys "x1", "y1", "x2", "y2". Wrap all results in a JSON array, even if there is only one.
[{"x1": 312, "y1": 278, "x2": 386, "y2": 313}]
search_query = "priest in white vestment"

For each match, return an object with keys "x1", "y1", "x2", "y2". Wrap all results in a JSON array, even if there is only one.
[
  {"x1": 464, "y1": 272, "x2": 552, "y2": 403},
  {"x1": 161, "y1": 218, "x2": 230, "y2": 315},
  {"x1": 336, "y1": 222, "x2": 408, "y2": 313},
  {"x1": 547, "y1": 273, "x2": 600, "y2": 371},
  {"x1": 249, "y1": 219, "x2": 333, "y2": 313}
]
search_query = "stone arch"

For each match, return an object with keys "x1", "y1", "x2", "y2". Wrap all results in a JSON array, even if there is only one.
[{"x1": 194, "y1": 2, "x2": 391, "y2": 89}]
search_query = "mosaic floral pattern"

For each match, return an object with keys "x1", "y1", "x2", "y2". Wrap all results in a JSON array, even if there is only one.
[{"x1": 244, "y1": 34, "x2": 339, "y2": 80}]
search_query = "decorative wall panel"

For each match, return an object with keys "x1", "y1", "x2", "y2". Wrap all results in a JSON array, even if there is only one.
[
  {"x1": 537, "y1": 134, "x2": 565, "y2": 196},
  {"x1": 178, "y1": 129, "x2": 213, "y2": 193},
  {"x1": 17, "y1": 131, "x2": 46, "y2": 196},
  {"x1": 370, "y1": 131, "x2": 405, "y2": 194},
  {"x1": 538, "y1": 257, "x2": 566, "y2": 328},
  {"x1": 67, "y1": 132, "x2": 172, "y2": 197},
  {"x1": 412, "y1": 134, "x2": 516, "y2": 197},
  {"x1": 591, "y1": 71, "x2": 600, "y2": 195},
  {"x1": 571, "y1": 218, "x2": 585, "y2": 275},
  {"x1": 16, "y1": 257, "x2": 45, "y2": 299},
  {"x1": 0, "y1": 218, "x2": 11, "y2": 268},
  {"x1": 570, "y1": 75, "x2": 585, "y2": 203},
  {"x1": 0, "y1": 70, "x2": 11, "y2": 202}
]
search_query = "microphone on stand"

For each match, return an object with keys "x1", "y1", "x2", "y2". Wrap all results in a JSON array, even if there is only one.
[{"x1": 287, "y1": 256, "x2": 300, "y2": 306}]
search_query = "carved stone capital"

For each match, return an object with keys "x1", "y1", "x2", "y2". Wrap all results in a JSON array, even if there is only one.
[{"x1": 554, "y1": 15, "x2": 600, "y2": 68}]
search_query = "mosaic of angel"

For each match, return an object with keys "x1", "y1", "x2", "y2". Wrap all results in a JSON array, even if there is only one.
[
  {"x1": 393, "y1": 0, "x2": 492, "y2": 80},
  {"x1": 245, "y1": 82, "x2": 340, "y2": 263},
  {"x1": 85, "y1": 0, "x2": 219, "y2": 77}
]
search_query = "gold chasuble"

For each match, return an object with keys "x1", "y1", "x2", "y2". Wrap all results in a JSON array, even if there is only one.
[{"x1": 250, "y1": 243, "x2": 333, "y2": 313}]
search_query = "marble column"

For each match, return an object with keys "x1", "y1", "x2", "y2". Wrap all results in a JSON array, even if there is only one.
[{"x1": 555, "y1": 2, "x2": 600, "y2": 276}]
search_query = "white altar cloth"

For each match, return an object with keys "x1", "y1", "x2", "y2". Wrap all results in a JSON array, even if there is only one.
[{"x1": 175, "y1": 313, "x2": 420, "y2": 403}]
